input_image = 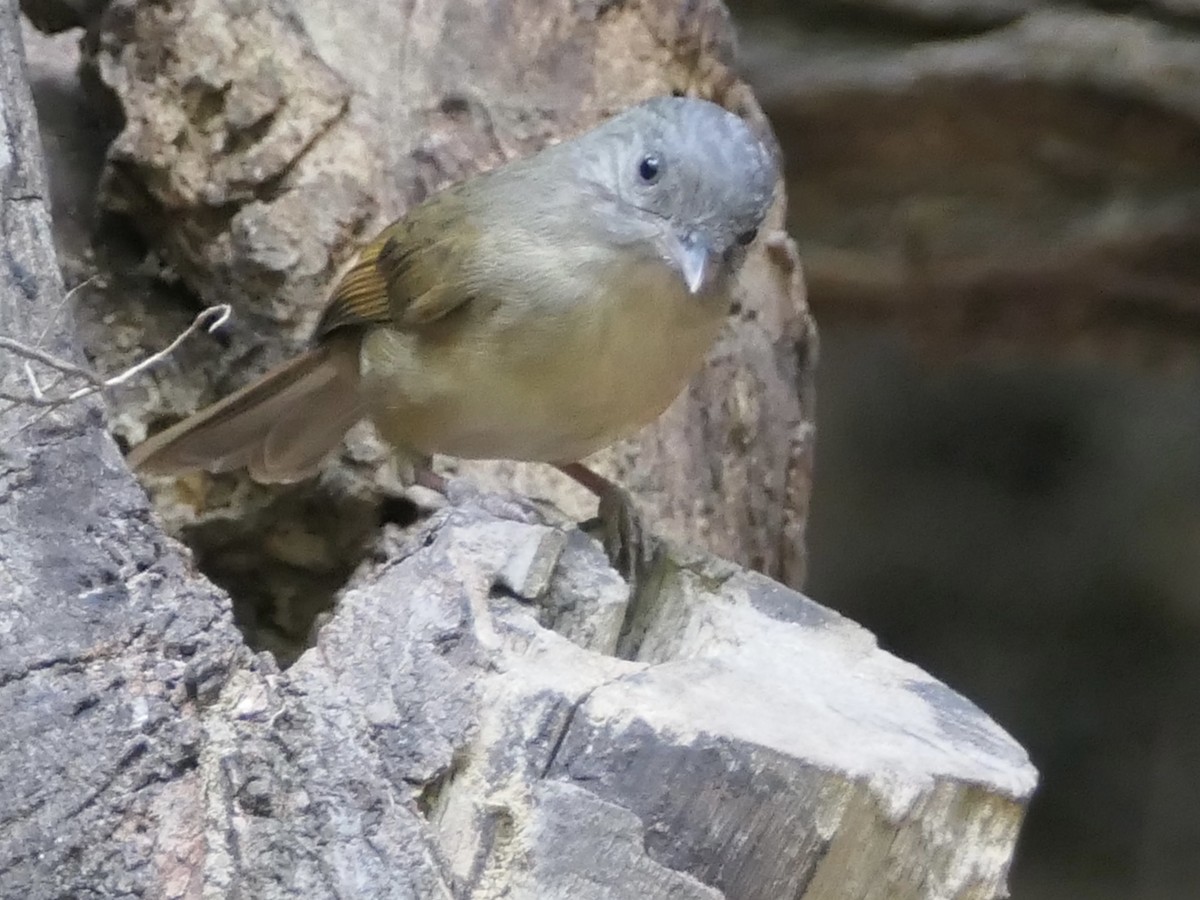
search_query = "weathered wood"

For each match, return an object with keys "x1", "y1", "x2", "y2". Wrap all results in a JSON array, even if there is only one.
[
  {"x1": 1, "y1": 4, "x2": 250, "y2": 898},
  {"x1": 4, "y1": 1, "x2": 1035, "y2": 897}
]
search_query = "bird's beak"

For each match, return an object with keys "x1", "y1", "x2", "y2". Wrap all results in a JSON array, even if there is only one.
[{"x1": 667, "y1": 231, "x2": 715, "y2": 295}]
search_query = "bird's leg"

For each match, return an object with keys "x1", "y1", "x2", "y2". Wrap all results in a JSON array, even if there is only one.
[
  {"x1": 412, "y1": 459, "x2": 655, "y2": 582},
  {"x1": 556, "y1": 462, "x2": 656, "y2": 585},
  {"x1": 413, "y1": 467, "x2": 448, "y2": 493}
]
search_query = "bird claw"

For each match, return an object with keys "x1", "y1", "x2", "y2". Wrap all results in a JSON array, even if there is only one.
[
  {"x1": 580, "y1": 483, "x2": 656, "y2": 588},
  {"x1": 421, "y1": 462, "x2": 656, "y2": 587}
]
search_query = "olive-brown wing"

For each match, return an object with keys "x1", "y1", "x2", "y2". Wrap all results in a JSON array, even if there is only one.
[{"x1": 316, "y1": 188, "x2": 481, "y2": 339}]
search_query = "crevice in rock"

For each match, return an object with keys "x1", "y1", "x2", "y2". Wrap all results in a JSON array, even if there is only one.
[
  {"x1": 0, "y1": 638, "x2": 134, "y2": 690},
  {"x1": 179, "y1": 484, "x2": 386, "y2": 667},
  {"x1": 414, "y1": 747, "x2": 470, "y2": 820},
  {"x1": 234, "y1": 91, "x2": 351, "y2": 207},
  {"x1": 464, "y1": 804, "x2": 517, "y2": 894},
  {"x1": 378, "y1": 494, "x2": 422, "y2": 529},
  {"x1": 539, "y1": 690, "x2": 590, "y2": 780},
  {"x1": 487, "y1": 576, "x2": 522, "y2": 602},
  {"x1": 64, "y1": 733, "x2": 151, "y2": 821}
]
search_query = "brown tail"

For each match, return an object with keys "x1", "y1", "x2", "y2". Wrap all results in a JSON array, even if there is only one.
[{"x1": 127, "y1": 337, "x2": 365, "y2": 484}]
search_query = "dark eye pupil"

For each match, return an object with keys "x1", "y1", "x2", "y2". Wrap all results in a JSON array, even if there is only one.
[
  {"x1": 639, "y1": 155, "x2": 661, "y2": 183},
  {"x1": 736, "y1": 228, "x2": 758, "y2": 246}
]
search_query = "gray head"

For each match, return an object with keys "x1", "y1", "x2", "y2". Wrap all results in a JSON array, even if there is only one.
[{"x1": 566, "y1": 95, "x2": 778, "y2": 295}]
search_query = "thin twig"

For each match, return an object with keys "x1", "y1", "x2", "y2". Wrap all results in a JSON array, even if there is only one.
[
  {"x1": 91, "y1": 303, "x2": 231, "y2": 392},
  {"x1": 0, "y1": 275, "x2": 104, "y2": 387},
  {"x1": 36, "y1": 274, "x2": 99, "y2": 347},
  {"x1": 0, "y1": 303, "x2": 233, "y2": 418},
  {"x1": 0, "y1": 334, "x2": 100, "y2": 384}
]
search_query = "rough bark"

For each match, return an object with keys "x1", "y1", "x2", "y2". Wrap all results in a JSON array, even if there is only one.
[
  {"x1": 3, "y1": 3, "x2": 1034, "y2": 895},
  {"x1": 742, "y1": 1, "x2": 1200, "y2": 363},
  {"x1": 1, "y1": 4, "x2": 252, "y2": 897}
]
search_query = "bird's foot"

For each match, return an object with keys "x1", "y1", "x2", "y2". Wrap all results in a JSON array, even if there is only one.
[{"x1": 557, "y1": 463, "x2": 657, "y2": 587}]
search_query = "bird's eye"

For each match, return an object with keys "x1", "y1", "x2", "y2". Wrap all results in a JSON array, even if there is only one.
[
  {"x1": 638, "y1": 154, "x2": 663, "y2": 184},
  {"x1": 736, "y1": 228, "x2": 758, "y2": 246}
]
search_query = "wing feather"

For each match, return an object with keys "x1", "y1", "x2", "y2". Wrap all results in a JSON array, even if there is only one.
[{"x1": 316, "y1": 187, "x2": 480, "y2": 338}]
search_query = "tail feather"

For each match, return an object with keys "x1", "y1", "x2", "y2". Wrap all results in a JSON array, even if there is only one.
[{"x1": 127, "y1": 338, "x2": 365, "y2": 484}]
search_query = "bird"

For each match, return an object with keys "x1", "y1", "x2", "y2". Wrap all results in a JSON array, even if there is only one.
[{"x1": 127, "y1": 95, "x2": 778, "y2": 551}]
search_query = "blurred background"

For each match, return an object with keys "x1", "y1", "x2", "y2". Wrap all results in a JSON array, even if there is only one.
[{"x1": 734, "y1": 2, "x2": 1200, "y2": 898}]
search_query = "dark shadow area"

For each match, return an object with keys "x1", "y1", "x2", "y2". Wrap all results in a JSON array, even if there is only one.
[{"x1": 808, "y1": 325, "x2": 1200, "y2": 900}]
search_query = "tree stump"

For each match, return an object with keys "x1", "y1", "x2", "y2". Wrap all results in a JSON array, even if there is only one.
[{"x1": 2, "y1": 1, "x2": 1037, "y2": 897}]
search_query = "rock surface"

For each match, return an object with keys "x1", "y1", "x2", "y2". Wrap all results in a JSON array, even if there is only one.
[{"x1": 196, "y1": 508, "x2": 1033, "y2": 899}]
